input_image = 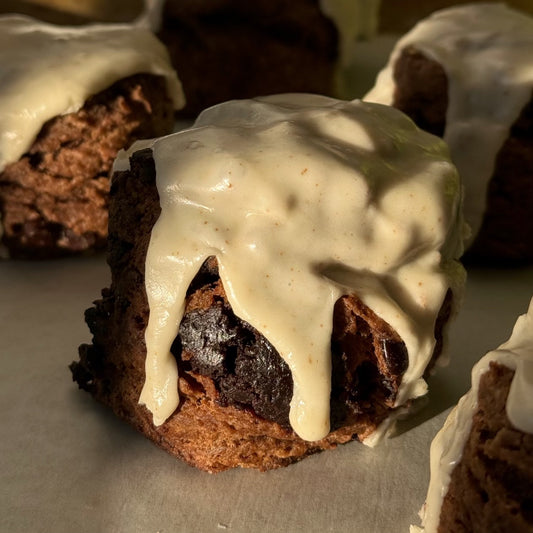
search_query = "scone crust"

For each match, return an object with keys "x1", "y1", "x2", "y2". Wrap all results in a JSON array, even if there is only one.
[{"x1": 0, "y1": 74, "x2": 174, "y2": 258}]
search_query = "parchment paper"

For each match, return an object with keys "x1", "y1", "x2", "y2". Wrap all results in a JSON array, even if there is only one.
[
  {"x1": 1, "y1": 255, "x2": 532, "y2": 533},
  {"x1": 2, "y1": 31, "x2": 533, "y2": 533}
]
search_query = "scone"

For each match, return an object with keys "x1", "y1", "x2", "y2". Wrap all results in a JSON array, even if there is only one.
[
  {"x1": 365, "y1": 4, "x2": 533, "y2": 263},
  {"x1": 71, "y1": 94, "x2": 466, "y2": 472},
  {"x1": 153, "y1": 0, "x2": 381, "y2": 116},
  {"x1": 412, "y1": 297, "x2": 533, "y2": 533},
  {"x1": 0, "y1": 15, "x2": 184, "y2": 258}
]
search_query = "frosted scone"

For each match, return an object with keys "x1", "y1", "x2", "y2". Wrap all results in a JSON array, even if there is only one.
[
  {"x1": 153, "y1": 0, "x2": 380, "y2": 116},
  {"x1": 412, "y1": 298, "x2": 533, "y2": 533},
  {"x1": 0, "y1": 15, "x2": 184, "y2": 258},
  {"x1": 71, "y1": 95, "x2": 466, "y2": 472},
  {"x1": 365, "y1": 4, "x2": 533, "y2": 263}
]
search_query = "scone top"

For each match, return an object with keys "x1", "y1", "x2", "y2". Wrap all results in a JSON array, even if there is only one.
[
  {"x1": 116, "y1": 94, "x2": 466, "y2": 442},
  {"x1": 0, "y1": 14, "x2": 184, "y2": 173},
  {"x1": 365, "y1": 3, "x2": 533, "y2": 242}
]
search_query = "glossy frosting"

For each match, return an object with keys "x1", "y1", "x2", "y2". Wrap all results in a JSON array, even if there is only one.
[
  {"x1": 0, "y1": 14, "x2": 184, "y2": 174},
  {"x1": 365, "y1": 4, "x2": 533, "y2": 242},
  {"x1": 116, "y1": 94, "x2": 465, "y2": 441},
  {"x1": 412, "y1": 297, "x2": 533, "y2": 533}
]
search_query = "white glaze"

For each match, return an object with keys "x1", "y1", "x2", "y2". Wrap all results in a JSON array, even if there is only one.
[
  {"x1": 365, "y1": 3, "x2": 533, "y2": 242},
  {"x1": 0, "y1": 14, "x2": 184, "y2": 174},
  {"x1": 135, "y1": 0, "x2": 165, "y2": 31},
  {"x1": 117, "y1": 94, "x2": 465, "y2": 441},
  {"x1": 413, "y1": 297, "x2": 533, "y2": 533},
  {"x1": 319, "y1": 0, "x2": 381, "y2": 62}
]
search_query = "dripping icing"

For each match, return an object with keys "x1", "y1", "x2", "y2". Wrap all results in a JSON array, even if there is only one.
[{"x1": 118, "y1": 95, "x2": 465, "y2": 441}]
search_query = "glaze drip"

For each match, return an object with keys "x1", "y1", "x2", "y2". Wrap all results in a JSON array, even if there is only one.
[{"x1": 115, "y1": 95, "x2": 465, "y2": 441}]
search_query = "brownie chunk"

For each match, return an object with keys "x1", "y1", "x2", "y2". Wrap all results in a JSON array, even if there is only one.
[
  {"x1": 176, "y1": 259, "x2": 294, "y2": 428},
  {"x1": 175, "y1": 256, "x2": 415, "y2": 433}
]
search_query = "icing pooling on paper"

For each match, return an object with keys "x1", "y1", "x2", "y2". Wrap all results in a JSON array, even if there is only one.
[
  {"x1": 119, "y1": 95, "x2": 465, "y2": 441},
  {"x1": 365, "y1": 3, "x2": 533, "y2": 242},
  {"x1": 0, "y1": 14, "x2": 184, "y2": 174},
  {"x1": 412, "y1": 297, "x2": 533, "y2": 533}
]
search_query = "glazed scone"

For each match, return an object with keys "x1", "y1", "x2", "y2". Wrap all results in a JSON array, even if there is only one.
[
  {"x1": 149, "y1": 0, "x2": 381, "y2": 116},
  {"x1": 0, "y1": 15, "x2": 184, "y2": 258},
  {"x1": 412, "y1": 297, "x2": 533, "y2": 533},
  {"x1": 71, "y1": 94, "x2": 466, "y2": 472},
  {"x1": 365, "y1": 3, "x2": 533, "y2": 263},
  {"x1": 0, "y1": 0, "x2": 144, "y2": 25}
]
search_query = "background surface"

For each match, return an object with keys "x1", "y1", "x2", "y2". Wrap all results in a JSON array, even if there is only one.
[{"x1": 2, "y1": 255, "x2": 532, "y2": 533}]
